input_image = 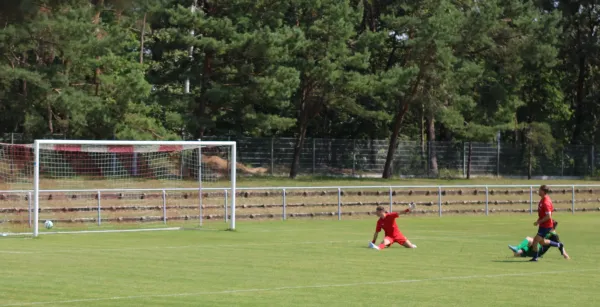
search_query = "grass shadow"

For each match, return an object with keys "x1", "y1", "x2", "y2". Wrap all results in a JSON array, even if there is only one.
[{"x1": 491, "y1": 259, "x2": 530, "y2": 263}]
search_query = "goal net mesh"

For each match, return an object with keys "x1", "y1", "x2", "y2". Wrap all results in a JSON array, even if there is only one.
[{"x1": 0, "y1": 142, "x2": 235, "y2": 235}]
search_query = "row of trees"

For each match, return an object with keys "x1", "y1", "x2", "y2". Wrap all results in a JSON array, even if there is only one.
[{"x1": 0, "y1": 0, "x2": 598, "y2": 178}]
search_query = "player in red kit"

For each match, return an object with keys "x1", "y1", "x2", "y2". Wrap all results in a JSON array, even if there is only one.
[
  {"x1": 529, "y1": 185, "x2": 565, "y2": 261},
  {"x1": 369, "y1": 204, "x2": 417, "y2": 250}
]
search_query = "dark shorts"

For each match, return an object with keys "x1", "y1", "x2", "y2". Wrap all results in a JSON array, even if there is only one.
[
  {"x1": 537, "y1": 227, "x2": 553, "y2": 237},
  {"x1": 522, "y1": 247, "x2": 549, "y2": 258}
]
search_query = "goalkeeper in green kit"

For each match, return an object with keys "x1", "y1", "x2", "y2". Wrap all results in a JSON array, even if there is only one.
[{"x1": 508, "y1": 220, "x2": 569, "y2": 259}]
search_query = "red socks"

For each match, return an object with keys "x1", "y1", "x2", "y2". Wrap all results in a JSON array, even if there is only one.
[{"x1": 378, "y1": 243, "x2": 386, "y2": 249}]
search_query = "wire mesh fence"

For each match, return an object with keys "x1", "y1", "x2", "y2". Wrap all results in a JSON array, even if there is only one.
[
  {"x1": 2, "y1": 133, "x2": 598, "y2": 178},
  {"x1": 203, "y1": 137, "x2": 598, "y2": 178}
]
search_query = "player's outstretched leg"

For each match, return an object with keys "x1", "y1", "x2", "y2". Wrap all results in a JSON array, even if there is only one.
[
  {"x1": 396, "y1": 236, "x2": 416, "y2": 248},
  {"x1": 543, "y1": 238, "x2": 569, "y2": 259},
  {"x1": 561, "y1": 247, "x2": 570, "y2": 259},
  {"x1": 509, "y1": 238, "x2": 532, "y2": 256},
  {"x1": 401, "y1": 240, "x2": 417, "y2": 248}
]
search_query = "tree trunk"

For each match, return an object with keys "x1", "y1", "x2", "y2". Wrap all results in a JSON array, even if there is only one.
[
  {"x1": 47, "y1": 103, "x2": 53, "y2": 134},
  {"x1": 196, "y1": 53, "x2": 212, "y2": 138},
  {"x1": 467, "y1": 142, "x2": 472, "y2": 179},
  {"x1": 571, "y1": 55, "x2": 586, "y2": 145},
  {"x1": 93, "y1": 0, "x2": 104, "y2": 96},
  {"x1": 139, "y1": 12, "x2": 146, "y2": 64},
  {"x1": 513, "y1": 116, "x2": 519, "y2": 148},
  {"x1": 527, "y1": 147, "x2": 533, "y2": 180},
  {"x1": 381, "y1": 45, "x2": 430, "y2": 179},
  {"x1": 426, "y1": 111, "x2": 438, "y2": 176},
  {"x1": 382, "y1": 103, "x2": 410, "y2": 178},
  {"x1": 289, "y1": 121, "x2": 308, "y2": 178},
  {"x1": 420, "y1": 104, "x2": 425, "y2": 162},
  {"x1": 571, "y1": 53, "x2": 586, "y2": 175},
  {"x1": 289, "y1": 84, "x2": 313, "y2": 179}
]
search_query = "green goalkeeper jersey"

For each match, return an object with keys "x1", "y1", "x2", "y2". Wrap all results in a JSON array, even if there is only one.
[{"x1": 516, "y1": 231, "x2": 557, "y2": 257}]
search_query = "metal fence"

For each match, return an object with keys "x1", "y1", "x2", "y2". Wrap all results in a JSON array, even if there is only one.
[
  {"x1": 1, "y1": 184, "x2": 598, "y2": 231},
  {"x1": 3, "y1": 133, "x2": 597, "y2": 178},
  {"x1": 203, "y1": 137, "x2": 597, "y2": 178},
  {"x1": 2, "y1": 133, "x2": 67, "y2": 143}
]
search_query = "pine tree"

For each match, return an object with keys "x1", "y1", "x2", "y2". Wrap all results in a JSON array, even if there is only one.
[{"x1": 285, "y1": 0, "x2": 368, "y2": 178}]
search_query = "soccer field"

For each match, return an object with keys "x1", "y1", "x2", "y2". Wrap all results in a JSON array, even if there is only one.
[{"x1": 1, "y1": 214, "x2": 598, "y2": 307}]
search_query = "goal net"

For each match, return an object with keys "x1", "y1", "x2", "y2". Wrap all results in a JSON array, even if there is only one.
[{"x1": 0, "y1": 140, "x2": 236, "y2": 236}]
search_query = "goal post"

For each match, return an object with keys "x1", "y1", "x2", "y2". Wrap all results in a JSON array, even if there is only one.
[{"x1": 28, "y1": 139, "x2": 236, "y2": 237}]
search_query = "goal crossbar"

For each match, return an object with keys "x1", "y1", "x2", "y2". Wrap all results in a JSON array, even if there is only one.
[{"x1": 32, "y1": 140, "x2": 237, "y2": 237}]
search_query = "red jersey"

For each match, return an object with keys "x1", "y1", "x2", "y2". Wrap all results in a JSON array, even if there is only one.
[
  {"x1": 375, "y1": 212, "x2": 402, "y2": 237},
  {"x1": 538, "y1": 195, "x2": 554, "y2": 228}
]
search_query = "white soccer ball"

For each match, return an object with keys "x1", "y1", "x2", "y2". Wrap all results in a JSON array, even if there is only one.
[{"x1": 44, "y1": 220, "x2": 54, "y2": 229}]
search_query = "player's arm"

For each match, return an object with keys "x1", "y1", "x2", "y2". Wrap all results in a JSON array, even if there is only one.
[
  {"x1": 395, "y1": 203, "x2": 416, "y2": 216},
  {"x1": 372, "y1": 226, "x2": 381, "y2": 243},
  {"x1": 371, "y1": 231, "x2": 379, "y2": 244},
  {"x1": 534, "y1": 210, "x2": 552, "y2": 226},
  {"x1": 534, "y1": 203, "x2": 552, "y2": 226},
  {"x1": 372, "y1": 223, "x2": 382, "y2": 243},
  {"x1": 403, "y1": 202, "x2": 416, "y2": 214}
]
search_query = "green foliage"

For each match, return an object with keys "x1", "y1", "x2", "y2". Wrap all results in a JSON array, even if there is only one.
[
  {"x1": 0, "y1": 0, "x2": 164, "y2": 140},
  {"x1": 522, "y1": 122, "x2": 556, "y2": 179},
  {"x1": 524, "y1": 122, "x2": 556, "y2": 156},
  {"x1": 0, "y1": 0, "x2": 597, "y2": 178}
]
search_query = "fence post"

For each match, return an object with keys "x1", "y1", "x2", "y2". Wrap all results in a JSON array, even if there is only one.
[
  {"x1": 571, "y1": 185, "x2": 575, "y2": 215},
  {"x1": 389, "y1": 187, "x2": 393, "y2": 213},
  {"x1": 529, "y1": 186, "x2": 533, "y2": 215},
  {"x1": 561, "y1": 150, "x2": 564, "y2": 176},
  {"x1": 592, "y1": 145, "x2": 595, "y2": 176},
  {"x1": 462, "y1": 142, "x2": 466, "y2": 178},
  {"x1": 485, "y1": 186, "x2": 489, "y2": 216},
  {"x1": 270, "y1": 137, "x2": 274, "y2": 176},
  {"x1": 496, "y1": 135, "x2": 501, "y2": 177},
  {"x1": 396, "y1": 141, "x2": 400, "y2": 177},
  {"x1": 352, "y1": 140, "x2": 356, "y2": 176},
  {"x1": 27, "y1": 192, "x2": 32, "y2": 228},
  {"x1": 282, "y1": 188, "x2": 286, "y2": 220},
  {"x1": 312, "y1": 138, "x2": 316, "y2": 175},
  {"x1": 162, "y1": 190, "x2": 167, "y2": 224},
  {"x1": 179, "y1": 151, "x2": 184, "y2": 180},
  {"x1": 224, "y1": 189, "x2": 228, "y2": 223},
  {"x1": 438, "y1": 186, "x2": 442, "y2": 217},
  {"x1": 338, "y1": 188, "x2": 342, "y2": 220},
  {"x1": 97, "y1": 191, "x2": 102, "y2": 226}
]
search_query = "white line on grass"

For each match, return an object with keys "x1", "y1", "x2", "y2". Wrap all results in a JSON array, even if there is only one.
[
  {"x1": 0, "y1": 250, "x2": 33, "y2": 254},
  {"x1": 39, "y1": 227, "x2": 182, "y2": 235},
  {"x1": 2, "y1": 268, "x2": 597, "y2": 306},
  {"x1": 1, "y1": 227, "x2": 182, "y2": 237}
]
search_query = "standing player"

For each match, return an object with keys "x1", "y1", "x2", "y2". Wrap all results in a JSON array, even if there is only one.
[
  {"x1": 369, "y1": 204, "x2": 417, "y2": 250},
  {"x1": 529, "y1": 185, "x2": 564, "y2": 261}
]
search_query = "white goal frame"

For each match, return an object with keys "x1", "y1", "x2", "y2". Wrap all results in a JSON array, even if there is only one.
[{"x1": 32, "y1": 139, "x2": 237, "y2": 237}]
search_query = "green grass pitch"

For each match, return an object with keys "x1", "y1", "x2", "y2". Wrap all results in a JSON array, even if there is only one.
[{"x1": 1, "y1": 213, "x2": 598, "y2": 306}]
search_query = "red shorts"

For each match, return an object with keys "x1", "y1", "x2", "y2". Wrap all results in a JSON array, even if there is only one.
[{"x1": 385, "y1": 235, "x2": 407, "y2": 246}]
